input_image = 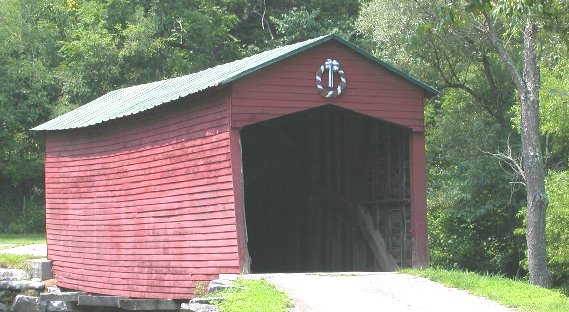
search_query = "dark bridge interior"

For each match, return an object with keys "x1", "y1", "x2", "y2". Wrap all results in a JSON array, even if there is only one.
[{"x1": 241, "y1": 105, "x2": 412, "y2": 273}]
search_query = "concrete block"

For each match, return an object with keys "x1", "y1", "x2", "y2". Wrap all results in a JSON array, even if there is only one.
[
  {"x1": 28, "y1": 259, "x2": 52, "y2": 281},
  {"x1": 0, "y1": 269, "x2": 29, "y2": 281},
  {"x1": 10, "y1": 295, "x2": 39, "y2": 312},
  {"x1": 46, "y1": 301, "x2": 78, "y2": 312},
  {"x1": 0, "y1": 280, "x2": 44, "y2": 291},
  {"x1": 189, "y1": 297, "x2": 225, "y2": 305},
  {"x1": 77, "y1": 295, "x2": 127, "y2": 307},
  {"x1": 180, "y1": 303, "x2": 219, "y2": 312},
  {"x1": 118, "y1": 299, "x2": 180, "y2": 311},
  {"x1": 207, "y1": 279, "x2": 233, "y2": 293},
  {"x1": 40, "y1": 292, "x2": 85, "y2": 302}
]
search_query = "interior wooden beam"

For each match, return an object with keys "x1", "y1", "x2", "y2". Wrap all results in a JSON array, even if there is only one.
[
  {"x1": 353, "y1": 205, "x2": 399, "y2": 271},
  {"x1": 318, "y1": 190, "x2": 399, "y2": 271}
]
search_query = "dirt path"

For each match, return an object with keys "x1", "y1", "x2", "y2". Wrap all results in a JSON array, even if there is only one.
[{"x1": 249, "y1": 272, "x2": 514, "y2": 312}]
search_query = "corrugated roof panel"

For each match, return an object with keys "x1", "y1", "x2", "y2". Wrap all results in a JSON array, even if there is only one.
[{"x1": 32, "y1": 34, "x2": 437, "y2": 131}]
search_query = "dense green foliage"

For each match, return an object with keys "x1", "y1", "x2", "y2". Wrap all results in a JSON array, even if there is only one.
[
  {"x1": 405, "y1": 268, "x2": 569, "y2": 311},
  {"x1": 357, "y1": 0, "x2": 526, "y2": 276},
  {"x1": 357, "y1": 0, "x2": 569, "y2": 286},
  {"x1": 546, "y1": 171, "x2": 569, "y2": 285},
  {"x1": 1, "y1": 0, "x2": 569, "y2": 289},
  {"x1": 0, "y1": 0, "x2": 358, "y2": 233}
]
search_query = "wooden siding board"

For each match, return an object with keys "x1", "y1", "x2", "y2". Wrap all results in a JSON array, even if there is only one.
[
  {"x1": 45, "y1": 90, "x2": 239, "y2": 299},
  {"x1": 45, "y1": 138, "x2": 230, "y2": 173},
  {"x1": 45, "y1": 94, "x2": 228, "y2": 150},
  {"x1": 409, "y1": 131, "x2": 429, "y2": 266},
  {"x1": 46, "y1": 203, "x2": 235, "y2": 219},
  {"x1": 230, "y1": 41, "x2": 425, "y2": 131},
  {"x1": 47, "y1": 231, "x2": 237, "y2": 244},
  {"x1": 229, "y1": 127, "x2": 251, "y2": 272},
  {"x1": 46, "y1": 155, "x2": 232, "y2": 186},
  {"x1": 48, "y1": 238, "x2": 238, "y2": 249},
  {"x1": 49, "y1": 257, "x2": 240, "y2": 270},
  {"x1": 45, "y1": 195, "x2": 235, "y2": 211},
  {"x1": 46, "y1": 167, "x2": 233, "y2": 193},
  {"x1": 45, "y1": 135, "x2": 231, "y2": 169}
]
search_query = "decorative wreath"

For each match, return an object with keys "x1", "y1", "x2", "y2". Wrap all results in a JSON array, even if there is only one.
[{"x1": 315, "y1": 59, "x2": 347, "y2": 98}]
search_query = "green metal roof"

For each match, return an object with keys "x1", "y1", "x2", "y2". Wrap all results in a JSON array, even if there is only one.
[{"x1": 32, "y1": 34, "x2": 438, "y2": 131}]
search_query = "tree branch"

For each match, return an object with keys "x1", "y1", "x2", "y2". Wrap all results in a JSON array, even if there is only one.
[
  {"x1": 478, "y1": 134, "x2": 525, "y2": 184},
  {"x1": 483, "y1": 12, "x2": 525, "y2": 95}
]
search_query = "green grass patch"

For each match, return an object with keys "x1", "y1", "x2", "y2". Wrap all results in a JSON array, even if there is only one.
[
  {"x1": 0, "y1": 233, "x2": 46, "y2": 268},
  {"x1": 0, "y1": 254, "x2": 44, "y2": 269},
  {"x1": 211, "y1": 278, "x2": 291, "y2": 312},
  {"x1": 0, "y1": 233, "x2": 45, "y2": 248},
  {"x1": 403, "y1": 268, "x2": 569, "y2": 312}
]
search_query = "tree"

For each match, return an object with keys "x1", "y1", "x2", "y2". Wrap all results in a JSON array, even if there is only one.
[
  {"x1": 357, "y1": 0, "x2": 569, "y2": 286},
  {"x1": 357, "y1": 0, "x2": 527, "y2": 276},
  {"x1": 480, "y1": 1, "x2": 551, "y2": 287},
  {"x1": 0, "y1": 0, "x2": 65, "y2": 232}
]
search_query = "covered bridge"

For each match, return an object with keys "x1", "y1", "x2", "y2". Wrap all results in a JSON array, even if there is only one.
[{"x1": 33, "y1": 35, "x2": 437, "y2": 299}]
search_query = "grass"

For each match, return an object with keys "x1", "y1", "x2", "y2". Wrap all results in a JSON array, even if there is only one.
[
  {"x1": 0, "y1": 233, "x2": 45, "y2": 248},
  {"x1": 0, "y1": 254, "x2": 44, "y2": 269},
  {"x1": 403, "y1": 268, "x2": 569, "y2": 312},
  {"x1": 210, "y1": 278, "x2": 291, "y2": 312},
  {"x1": 0, "y1": 233, "x2": 46, "y2": 268}
]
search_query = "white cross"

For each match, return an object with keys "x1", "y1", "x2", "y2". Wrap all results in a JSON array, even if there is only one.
[{"x1": 324, "y1": 59, "x2": 340, "y2": 88}]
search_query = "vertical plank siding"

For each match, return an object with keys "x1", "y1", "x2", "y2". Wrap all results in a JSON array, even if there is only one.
[
  {"x1": 231, "y1": 41, "x2": 425, "y2": 131},
  {"x1": 44, "y1": 91, "x2": 240, "y2": 299}
]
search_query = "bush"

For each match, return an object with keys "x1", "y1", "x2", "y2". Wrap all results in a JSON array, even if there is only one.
[
  {"x1": 0, "y1": 195, "x2": 45, "y2": 234},
  {"x1": 546, "y1": 170, "x2": 569, "y2": 287}
]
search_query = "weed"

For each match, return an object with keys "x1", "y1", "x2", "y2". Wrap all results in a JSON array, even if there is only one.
[{"x1": 193, "y1": 281, "x2": 209, "y2": 298}]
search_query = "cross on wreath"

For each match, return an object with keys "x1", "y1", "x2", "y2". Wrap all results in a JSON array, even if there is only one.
[{"x1": 315, "y1": 59, "x2": 347, "y2": 98}]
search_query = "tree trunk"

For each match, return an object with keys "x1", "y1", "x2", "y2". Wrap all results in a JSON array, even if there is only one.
[
  {"x1": 484, "y1": 13, "x2": 551, "y2": 287},
  {"x1": 520, "y1": 19, "x2": 551, "y2": 288}
]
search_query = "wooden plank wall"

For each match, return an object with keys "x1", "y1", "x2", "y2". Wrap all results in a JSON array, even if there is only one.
[
  {"x1": 44, "y1": 90, "x2": 240, "y2": 299},
  {"x1": 231, "y1": 41, "x2": 425, "y2": 132}
]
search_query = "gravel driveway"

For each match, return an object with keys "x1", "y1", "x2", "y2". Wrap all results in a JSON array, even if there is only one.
[{"x1": 249, "y1": 272, "x2": 514, "y2": 312}]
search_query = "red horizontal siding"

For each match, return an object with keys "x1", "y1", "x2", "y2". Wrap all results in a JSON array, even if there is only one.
[
  {"x1": 46, "y1": 100, "x2": 228, "y2": 150},
  {"x1": 45, "y1": 90, "x2": 239, "y2": 299},
  {"x1": 47, "y1": 202, "x2": 234, "y2": 219},
  {"x1": 48, "y1": 237, "x2": 237, "y2": 249},
  {"x1": 230, "y1": 41, "x2": 425, "y2": 130}
]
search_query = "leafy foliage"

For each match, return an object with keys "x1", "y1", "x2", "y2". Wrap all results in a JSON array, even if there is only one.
[
  {"x1": 0, "y1": 0, "x2": 362, "y2": 232},
  {"x1": 426, "y1": 90, "x2": 525, "y2": 276},
  {"x1": 357, "y1": 0, "x2": 526, "y2": 276},
  {"x1": 358, "y1": 0, "x2": 569, "y2": 284},
  {"x1": 546, "y1": 171, "x2": 569, "y2": 284}
]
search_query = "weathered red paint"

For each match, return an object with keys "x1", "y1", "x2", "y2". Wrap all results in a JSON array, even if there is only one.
[
  {"x1": 230, "y1": 41, "x2": 424, "y2": 131},
  {"x1": 43, "y1": 40, "x2": 430, "y2": 299},
  {"x1": 45, "y1": 91, "x2": 241, "y2": 299}
]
